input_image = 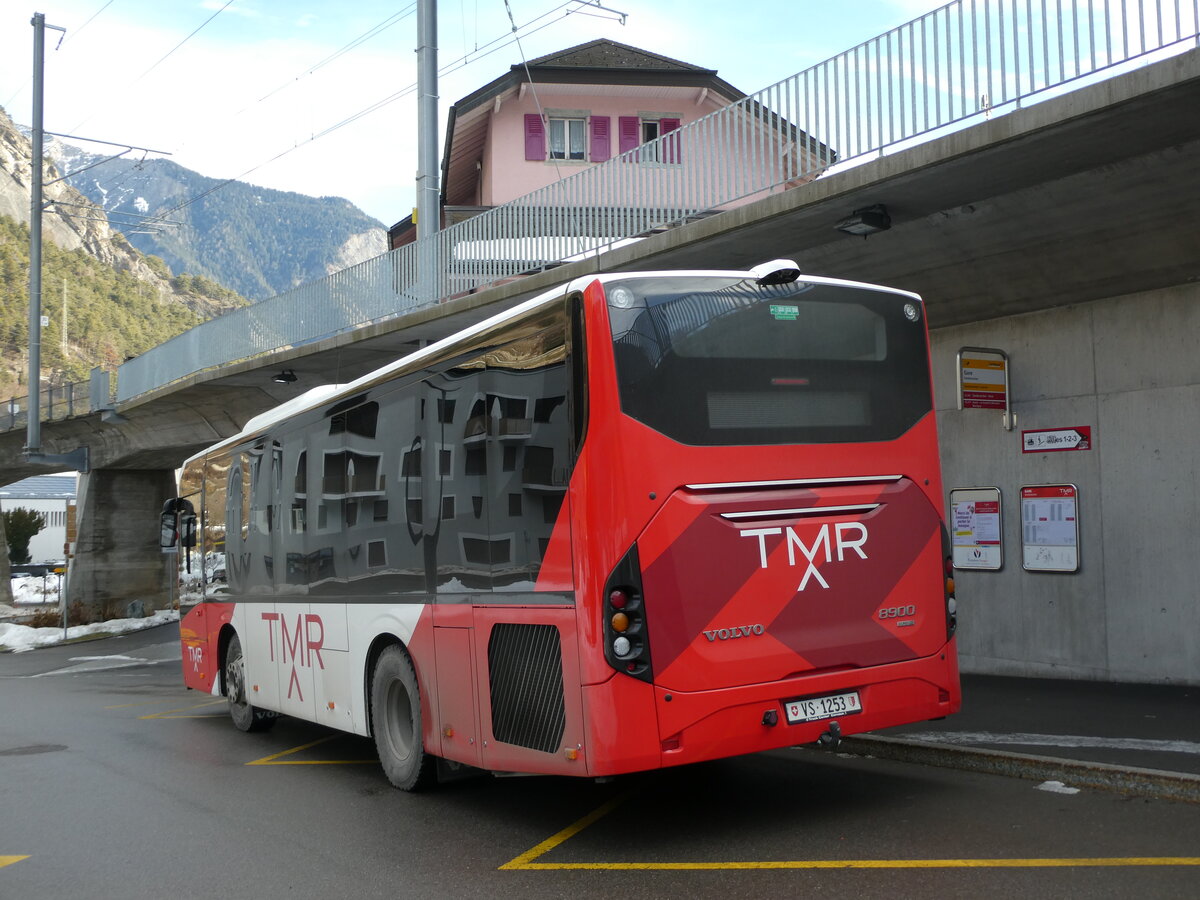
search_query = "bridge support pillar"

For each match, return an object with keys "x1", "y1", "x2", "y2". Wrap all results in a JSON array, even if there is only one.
[{"x1": 69, "y1": 468, "x2": 176, "y2": 622}]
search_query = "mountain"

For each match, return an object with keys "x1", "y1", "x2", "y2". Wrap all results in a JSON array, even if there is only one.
[
  {"x1": 0, "y1": 105, "x2": 247, "y2": 397},
  {"x1": 43, "y1": 138, "x2": 387, "y2": 301}
]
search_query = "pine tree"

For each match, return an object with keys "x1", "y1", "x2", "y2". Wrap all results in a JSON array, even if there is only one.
[{"x1": 2, "y1": 506, "x2": 46, "y2": 565}]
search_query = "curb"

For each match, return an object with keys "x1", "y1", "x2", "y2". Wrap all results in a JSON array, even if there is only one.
[{"x1": 840, "y1": 734, "x2": 1200, "y2": 805}]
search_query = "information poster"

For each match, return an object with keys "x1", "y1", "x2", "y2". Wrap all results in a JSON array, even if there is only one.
[
  {"x1": 950, "y1": 487, "x2": 1003, "y2": 570},
  {"x1": 1020, "y1": 484, "x2": 1079, "y2": 573}
]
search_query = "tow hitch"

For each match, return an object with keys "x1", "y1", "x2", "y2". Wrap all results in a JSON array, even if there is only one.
[{"x1": 816, "y1": 720, "x2": 842, "y2": 750}]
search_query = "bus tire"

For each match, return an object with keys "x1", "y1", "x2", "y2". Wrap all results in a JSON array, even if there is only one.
[
  {"x1": 371, "y1": 645, "x2": 435, "y2": 791},
  {"x1": 225, "y1": 633, "x2": 275, "y2": 733}
]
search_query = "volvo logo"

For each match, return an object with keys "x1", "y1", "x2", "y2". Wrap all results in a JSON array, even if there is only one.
[{"x1": 702, "y1": 624, "x2": 765, "y2": 642}]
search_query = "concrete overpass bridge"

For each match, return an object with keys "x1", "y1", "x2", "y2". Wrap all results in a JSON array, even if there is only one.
[{"x1": 3, "y1": 3, "x2": 1198, "y2": 682}]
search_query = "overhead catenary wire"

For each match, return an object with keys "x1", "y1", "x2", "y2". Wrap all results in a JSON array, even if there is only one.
[
  {"x1": 131, "y1": 0, "x2": 236, "y2": 86},
  {"x1": 136, "y1": 0, "x2": 596, "y2": 230},
  {"x1": 67, "y1": 0, "x2": 236, "y2": 136},
  {"x1": 170, "y1": 5, "x2": 421, "y2": 164},
  {"x1": 251, "y1": 5, "x2": 418, "y2": 108},
  {"x1": 67, "y1": 0, "x2": 118, "y2": 43},
  {"x1": 502, "y1": 0, "x2": 628, "y2": 260}
]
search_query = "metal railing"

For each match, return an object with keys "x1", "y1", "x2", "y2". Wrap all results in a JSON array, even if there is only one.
[
  {"x1": 1, "y1": 379, "x2": 90, "y2": 432},
  {"x1": 4, "y1": 0, "x2": 1196, "y2": 418}
]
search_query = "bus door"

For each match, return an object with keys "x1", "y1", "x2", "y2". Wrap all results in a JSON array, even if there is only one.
[
  {"x1": 224, "y1": 451, "x2": 284, "y2": 714},
  {"x1": 431, "y1": 604, "x2": 483, "y2": 767}
]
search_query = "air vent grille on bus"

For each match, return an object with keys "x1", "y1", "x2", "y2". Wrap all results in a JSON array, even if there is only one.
[{"x1": 488, "y1": 623, "x2": 566, "y2": 754}]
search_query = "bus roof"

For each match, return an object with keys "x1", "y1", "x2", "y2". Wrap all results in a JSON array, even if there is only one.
[{"x1": 182, "y1": 268, "x2": 922, "y2": 468}]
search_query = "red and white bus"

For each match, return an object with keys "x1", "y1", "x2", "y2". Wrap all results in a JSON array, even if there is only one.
[{"x1": 171, "y1": 260, "x2": 959, "y2": 790}]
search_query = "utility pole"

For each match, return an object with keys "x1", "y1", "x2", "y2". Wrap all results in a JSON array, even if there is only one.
[
  {"x1": 414, "y1": 0, "x2": 438, "y2": 305},
  {"x1": 416, "y1": 0, "x2": 438, "y2": 242},
  {"x1": 26, "y1": 12, "x2": 87, "y2": 473}
]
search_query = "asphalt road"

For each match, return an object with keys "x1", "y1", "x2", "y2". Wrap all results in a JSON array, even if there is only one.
[{"x1": 2, "y1": 624, "x2": 1198, "y2": 899}]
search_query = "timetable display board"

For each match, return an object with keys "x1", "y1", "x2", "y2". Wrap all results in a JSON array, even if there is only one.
[
  {"x1": 949, "y1": 487, "x2": 1003, "y2": 571},
  {"x1": 1020, "y1": 484, "x2": 1079, "y2": 573}
]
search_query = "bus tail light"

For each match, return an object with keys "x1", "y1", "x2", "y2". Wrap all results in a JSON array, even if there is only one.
[
  {"x1": 941, "y1": 526, "x2": 957, "y2": 639},
  {"x1": 603, "y1": 545, "x2": 653, "y2": 682}
]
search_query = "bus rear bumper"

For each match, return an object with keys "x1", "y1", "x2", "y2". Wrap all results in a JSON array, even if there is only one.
[{"x1": 651, "y1": 646, "x2": 960, "y2": 771}]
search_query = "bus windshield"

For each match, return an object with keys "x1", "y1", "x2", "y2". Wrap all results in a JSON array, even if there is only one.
[{"x1": 606, "y1": 276, "x2": 932, "y2": 446}]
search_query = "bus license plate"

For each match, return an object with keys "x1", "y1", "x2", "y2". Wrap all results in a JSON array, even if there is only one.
[{"x1": 784, "y1": 691, "x2": 862, "y2": 724}]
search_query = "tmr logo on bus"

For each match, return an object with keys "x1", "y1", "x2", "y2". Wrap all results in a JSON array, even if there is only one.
[
  {"x1": 186, "y1": 644, "x2": 204, "y2": 672},
  {"x1": 261, "y1": 612, "x2": 325, "y2": 700},
  {"x1": 740, "y1": 522, "x2": 868, "y2": 591}
]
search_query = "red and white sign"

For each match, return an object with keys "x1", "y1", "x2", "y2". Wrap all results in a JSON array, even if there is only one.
[
  {"x1": 950, "y1": 487, "x2": 1003, "y2": 571},
  {"x1": 1020, "y1": 484, "x2": 1079, "y2": 573},
  {"x1": 1022, "y1": 426, "x2": 1091, "y2": 453}
]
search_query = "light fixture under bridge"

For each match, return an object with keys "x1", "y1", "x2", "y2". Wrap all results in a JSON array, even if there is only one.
[{"x1": 835, "y1": 204, "x2": 891, "y2": 237}]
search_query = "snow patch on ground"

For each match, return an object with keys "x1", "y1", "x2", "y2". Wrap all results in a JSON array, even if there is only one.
[
  {"x1": 1036, "y1": 780, "x2": 1081, "y2": 795},
  {"x1": 0, "y1": 609, "x2": 179, "y2": 653}
]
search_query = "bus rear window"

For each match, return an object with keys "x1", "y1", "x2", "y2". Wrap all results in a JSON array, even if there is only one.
[{"x1": 606, "y1": 276, "x2": 932, "y2": 445}]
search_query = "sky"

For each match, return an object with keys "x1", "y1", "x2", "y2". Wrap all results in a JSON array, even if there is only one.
[{"x1": 0, "y1": 0, "x2": 946, "y2": 226}]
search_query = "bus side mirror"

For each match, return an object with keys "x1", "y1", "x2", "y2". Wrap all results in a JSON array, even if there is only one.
[
  {"x1": 160, "y1": 510, "x2": 178, "y2": 548},
  {"x1": 180, "y1": 512, "x2": 197, "y2": 548}
]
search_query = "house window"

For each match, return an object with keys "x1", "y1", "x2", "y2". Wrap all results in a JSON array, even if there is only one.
[
  {"x1": 549, "y1": 117, "x2": 586, "y2": 161},
  {"x1": 526, "y1": 114, "x2": 610, "y2": 162},
  {"x1": 620, "y1": 115, "x2": 682, "y2": 163}
]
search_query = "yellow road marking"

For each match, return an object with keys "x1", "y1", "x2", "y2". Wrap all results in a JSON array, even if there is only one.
[
  {"x1": 499, "y1": 793, "x2": 631, "y2": 870},
  {"x1": 0, "y1": 856, "x2": 29, "y2": 868},
  {"x1": 106, "y1": 699, "x2": 181, "y2": 710},
  {"x1": 246, "y1": 735, "x2": 376, "y2": 766},
  {"x1": 509, "y1": 857, "x2": 1200, "y2": 871},
  {"x1": 139, "y1": 699, "x2": 226, "y2": 719},
  {"x1": 500, "y1": 797, "x2": 1200, "y2": 871}
]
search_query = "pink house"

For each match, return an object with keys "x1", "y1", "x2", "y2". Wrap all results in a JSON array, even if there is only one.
[{"x1": 390, "y1": 39, "x2": 824, "y2": 249}]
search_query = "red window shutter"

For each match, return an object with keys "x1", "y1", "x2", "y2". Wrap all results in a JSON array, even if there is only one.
[
  {"x1": 589, "y1": 116, "x2": 611, "y2": 162},
  {"x1": 618, "y1": 116, "x2": 640, "y2": 157},
  {"x1": 524, "y1": 114, "x2": 545, "y2": 161},
  {"x1": 659, "y1": 117, "x2": 681, "y2": 164}
]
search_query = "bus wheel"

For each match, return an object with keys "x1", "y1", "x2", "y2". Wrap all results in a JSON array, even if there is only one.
[
  {"x1": 225, "y1": 633, "x2": 275, "y2": 733},
  {"x1": 371, "y1": 645, "x2": 435, "y2": 791}
]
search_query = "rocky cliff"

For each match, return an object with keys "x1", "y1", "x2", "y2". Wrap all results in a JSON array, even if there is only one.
[{"x1": 0, "y1": 106, "x2": 235, "y2": 319}]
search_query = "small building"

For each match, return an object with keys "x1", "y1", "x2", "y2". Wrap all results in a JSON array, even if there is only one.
[
  {"x1": 389, "y1": 39, "x2": 828, "y2": 250},
  {"x1": 0, "y1": 473, "x2": 76, "y2": 564}
]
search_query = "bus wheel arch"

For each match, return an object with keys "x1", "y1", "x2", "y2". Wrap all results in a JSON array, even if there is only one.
[
  {"x1": 368, "y1": 639, "x2": 435, "y2": 791},
  {"x1": 221, "y1": 626, "x2": 276, "y2": 733}
]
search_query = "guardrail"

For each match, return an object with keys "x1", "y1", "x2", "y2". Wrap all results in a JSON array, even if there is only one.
[
  {"x1": 5, "y1": 0, "x2": 1197, "y2": 418},
  {"x1": 1, "y1": 379, "x2": 91, "y2": 432}
]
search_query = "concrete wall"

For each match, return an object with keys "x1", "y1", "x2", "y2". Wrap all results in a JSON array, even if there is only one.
[
  {"x1": 70, "y1": 469, "x2": 175, "y2": 621},
  {"x1": 931, "y1": 283, "x2": 1200, "y2": 685}
]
